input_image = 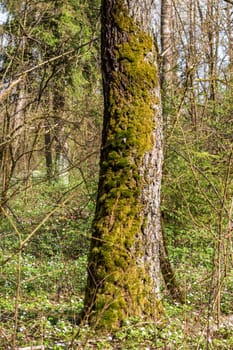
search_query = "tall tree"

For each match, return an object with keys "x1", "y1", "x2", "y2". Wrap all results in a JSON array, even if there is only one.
[{"x1": 83, "y1": 0, "x2": 163, "y2": 329}]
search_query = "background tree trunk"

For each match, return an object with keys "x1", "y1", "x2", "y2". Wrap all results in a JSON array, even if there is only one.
[
  {"x1": 226, "y1": 2, "x2": 233, "y2": 79},
  {"x1": 161, "y1": 0, "x2": 174, "y2": 90},
  {"x1": 53, "y1": 93, "x2": 69, "y2": 186},
  {"x1": 44, "y1": 119, "x2": 53, "y2": 181},
  {"x1": 84, "y1": 0, "x2": 164, "y2": 329},
  {"x1": 206, "y1": 0, "x2": 219, "y2": 103}
]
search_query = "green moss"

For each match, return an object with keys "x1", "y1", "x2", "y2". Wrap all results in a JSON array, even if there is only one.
[
  {"x1": 86, "y1": 2, "x2": 161, "y2": 330},
  {"x1": 112, "y1": 3, "x2": 133, "y2": 32}
]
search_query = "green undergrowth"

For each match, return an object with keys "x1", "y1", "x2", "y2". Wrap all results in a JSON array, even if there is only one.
[
  {"x1": 0, "y1": 232, "x2": 232, "y2": 349},
  {"x1": 0, "y1": 180, "x2": 233, "y2": 348},
  {"x1": 1, "y1": 294, "x2": 233, "y2": 349}
]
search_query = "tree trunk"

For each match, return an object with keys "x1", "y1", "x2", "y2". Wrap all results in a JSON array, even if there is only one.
[
  {"x1": 0, "y1": 113, "x2": 11, "y2": 210},
  {"x1": 207, "y1": 0, "x2": 219, "y2": 103},
  {"x1": 53, "y1": 88, "x2": 69, "y2": 186},
  {"x1": 159, "y1": 227, "x2": 184, "y2": 303},
  {"x1": 226, "y1": 2, "x2": 233, "y2": 80},
  {"x1": 44, "y1": 119, "x2": 53, "y2": 180},
  {"x1": 83, "y1": 0, "x2": 163, "y2": 330},
  {"x1": 161, "y1": 0, "x2": 174, "y2": 90}
]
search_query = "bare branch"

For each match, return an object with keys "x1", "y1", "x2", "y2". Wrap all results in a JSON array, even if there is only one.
[
  {"x1": 0, "y1": 37, "x2": 98, "y2": 103},
  {"x1": 15, "y1": 37, "x2": 98, "y2": 77},
  {"x1": 223, "y1": 0, "x2": 233, "y2": 5},
  {"x1": 0, "y1": 75, "x2": 25, "y2": 102},
  {"x1": 16, "y1": 346, "x2": 45, "y2": 350}
]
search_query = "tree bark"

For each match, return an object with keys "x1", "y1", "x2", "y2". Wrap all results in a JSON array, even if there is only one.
[
  {"x1": 161, "y1": 0, "x2": 174, "y2": 89},
  {"x1": 226, "y1": 2, "x2": 233, "y2": 80},
  {"x1": 207, "y1": 0, "x2": 219, "y2": 103},
  {"x1": 53, "y1": 87, "x2": 69, "y2": 186},
  {"x1": 83, "y1": 0, "x2": 163, "y2": 330},
  {"x1": 44, "y1": 119, "x2": 53, "y2": 180}
]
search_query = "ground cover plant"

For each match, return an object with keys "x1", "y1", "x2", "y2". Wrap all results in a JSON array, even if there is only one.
[{"x1": 0, "y1": 179, "x2": 232, "y2": 349}]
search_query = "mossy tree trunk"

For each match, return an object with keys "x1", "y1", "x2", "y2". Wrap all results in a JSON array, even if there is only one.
[{"x1": 84, "y1": 0, "x2": 163, "y2": 329}]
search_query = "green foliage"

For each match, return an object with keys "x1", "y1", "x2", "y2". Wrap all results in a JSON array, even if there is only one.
[{"x1": 1, "y1": 176, "x2": 96, "y2": 256}]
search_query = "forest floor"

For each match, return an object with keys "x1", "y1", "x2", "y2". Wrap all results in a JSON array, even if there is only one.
[{"x1": 0, "y1": 181, "x2": 233, "y2": 349}]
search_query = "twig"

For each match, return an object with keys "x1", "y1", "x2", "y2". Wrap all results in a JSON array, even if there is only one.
[
  {"x1": 0, "y1": 75, "x2": 25, "y2": 102},
  {"x1": 16, "y1": 346, "x2": 45, "y2": 350},
  {"x1": 0, "y1": 38, "x2": 98, "y2": 103},
  {"x1": 223, "y1": 0, "x2": 233, "y2": 5},
  {"x1": 0, "y1": 187, "x2": 82, "y2": 266},
  {"x1": 15, "y1": 38, "x2": 98, "y2": 77}
]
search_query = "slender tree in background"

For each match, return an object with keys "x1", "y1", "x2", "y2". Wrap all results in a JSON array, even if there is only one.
[
  {"x1": 160, "y1": 0, "x2": 175, "y2": 129},
  {"x1": 83, "y1": 0, "x2": 164, "y2": 329},
  {"x1": 159, "y1": 0, "x2": 184, "y2": 303},
  {"x1": 206, "y1": 0, "x2": 219, "y2": 103},
  {"x1": 161, "y1": 0, "x2": 175, "y2": 91}
]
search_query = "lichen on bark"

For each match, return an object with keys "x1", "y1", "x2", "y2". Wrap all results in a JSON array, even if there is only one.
[{"x1": 84, "y1": 0, "x2": 163, "y2": 330}]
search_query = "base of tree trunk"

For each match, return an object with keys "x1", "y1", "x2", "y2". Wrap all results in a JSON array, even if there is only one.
[{"x1": 160, "y1": 230, "x2": 185, "y2": 303}]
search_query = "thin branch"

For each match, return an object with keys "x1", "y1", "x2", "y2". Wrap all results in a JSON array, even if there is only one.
[
  {"x1": 0, "y1": 75, "x2": 25, "y2": 102},
  {"x1": 15, "y1": 37, "x2": 98, "y2": 77},
  {"x1": 0, "y1": 183, "x2": 84, "y2": 266},
  {"x1": 0, "y1": 38, "x2": 97, "y2": 101},
  {"x1": 223, "y1": 0, "x2": 233, "y2": 5},
  {"x1": 16, "y1": 346, "x2": 45, "y2": 350}
]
